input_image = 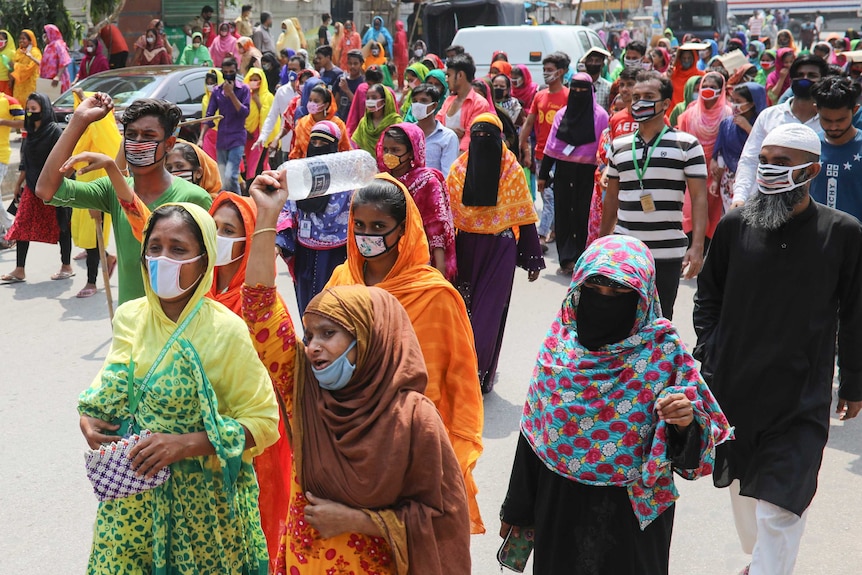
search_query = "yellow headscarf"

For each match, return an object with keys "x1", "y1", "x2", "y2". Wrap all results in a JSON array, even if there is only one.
[
  {"x1": 11, "y1": 30, "x2": 41, "y2": 104},
  {"x1": 277, "y1": 19, "x2": 301, "y2": 52},
  {"x1": 0, "y1": 29, "x2": 16, "y2": 82},
  {"x1": 202, "y1": 68, "x2": 223, "y2": 127},
  {"x1": 244, "y1": 67, "x2": 274, "y2": 140}
]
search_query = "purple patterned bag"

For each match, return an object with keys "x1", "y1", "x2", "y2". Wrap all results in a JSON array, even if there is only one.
[{"x1": 84, "y1": 430, "x2": 171, "y2": 501}]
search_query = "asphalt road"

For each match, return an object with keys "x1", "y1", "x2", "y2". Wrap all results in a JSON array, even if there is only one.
[{"x1": 1, "y1": 229, "x2": 860, "y2": 573}]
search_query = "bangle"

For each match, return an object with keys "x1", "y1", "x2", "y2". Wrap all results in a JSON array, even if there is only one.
[{"x1": 252, "y1": 227, "x2": 277, "y2": 237}]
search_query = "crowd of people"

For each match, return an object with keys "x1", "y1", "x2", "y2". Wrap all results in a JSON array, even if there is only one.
[{"x1": 1, "y1": 8, "x2": 862, "y2": 575}]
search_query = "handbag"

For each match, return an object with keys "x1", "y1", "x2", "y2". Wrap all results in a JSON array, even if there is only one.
[
  {"x1": 83, "y1": 300, "x2": 203, "y2": 501},
  {"x1": 497, "y1": 525, "x2": 535, "y2": 573},
  {"x1": 7, "y1": 196, "x2": 18, "y2": 216}
]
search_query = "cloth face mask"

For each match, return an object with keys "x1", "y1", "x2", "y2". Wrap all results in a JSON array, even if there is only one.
[
  {"x1": 146, "y1": 255, "x2": 202, "y2": 299},
  {"x1": 382, "y1": 152, "x2": 409, "y2": 170},
  {"x1": 312, "y1": 340, "x2": 357, "y2": 390},
  {"x1": 699, "y1": 87, "x2": 719, "y2": 101},
  {"x1": 307, "y1": 101, "x2": 326, "y2": 114},
  {"x1": 171, "y1": 170, "x2": 196, "y2": 183},
  {"x1": 756, "y1": 162, "x2": 814, "y2": 195},
  {"x1": 365, "y1": 98, "x2": 382, "y2": 112},
  {"x1": 125, "y1": 139, "x2": 164, "y2": 167},
  {"x1": 214, "y1": 235, "x2": 246, "y2": 266},
  {"x1": 624, "y1": 58, "x2": 643, "y2": 69},
  {"x1": 354, "y1": 225, "x2": 401, "y2": 258},
  {"x1": 410, "y1": 101, "x2": 434, "y2": 120},
  {"x1": 631, "y1": 99, "x2": 663, "y2": 121},
  {"x1": 542, "y1": 70, "x2": 559, "y2": 84}
]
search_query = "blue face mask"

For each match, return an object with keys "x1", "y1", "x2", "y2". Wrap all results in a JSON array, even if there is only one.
[{"x1": 311, "y1": 340, "x2": 357, "y2": 391}]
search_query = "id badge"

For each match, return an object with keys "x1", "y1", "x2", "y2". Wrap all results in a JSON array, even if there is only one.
[
  {"x1": 640, "y1": 193, "x2": 656, "y2": 213},
  {"x1": 299, "y1": 220, "x2": 312, "y2": 239}
]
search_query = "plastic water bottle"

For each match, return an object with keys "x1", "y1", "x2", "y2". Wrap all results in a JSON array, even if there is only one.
[{"x1": 278, "y1": 149, "x2": 379, "y2": 201}]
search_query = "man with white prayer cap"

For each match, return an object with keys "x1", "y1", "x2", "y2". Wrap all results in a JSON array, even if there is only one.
[{"x1": 693, "y1": 122, "x2": 862, "y2": 575}]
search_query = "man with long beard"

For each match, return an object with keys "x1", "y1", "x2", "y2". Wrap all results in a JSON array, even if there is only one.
[{"x1": 693, "y1": 122, "x2": 862, "y2": 575}]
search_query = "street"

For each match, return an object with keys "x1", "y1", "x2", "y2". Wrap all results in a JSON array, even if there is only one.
[{"x1": 0, "y1": 232, "x2": 860, "y2": 574}]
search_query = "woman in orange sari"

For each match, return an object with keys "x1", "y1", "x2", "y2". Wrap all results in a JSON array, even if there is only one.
[
  {"x1": 327, "y1": 173, "x2": 485, "y2": 534},
  {"x1": 11, "y1": 30, "x2": 41, "y2": 105}
]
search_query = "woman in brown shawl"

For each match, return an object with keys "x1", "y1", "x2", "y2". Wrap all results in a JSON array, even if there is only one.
[{"x1": 242, "y1": 170, "x2": 471, "y2": 575}]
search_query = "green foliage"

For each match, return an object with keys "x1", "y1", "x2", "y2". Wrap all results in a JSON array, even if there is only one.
[{"x1": 0, "y1": 0, "x2": 80, "y2": 46}]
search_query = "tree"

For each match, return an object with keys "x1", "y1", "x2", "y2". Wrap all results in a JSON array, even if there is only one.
[{"x1": 0, "y1": 0, "x2": 77, "y2": 46}]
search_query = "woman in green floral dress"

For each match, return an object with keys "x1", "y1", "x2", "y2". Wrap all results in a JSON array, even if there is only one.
[{"x1": 77, "y1": 202, "x2": 279, "y2": 574}]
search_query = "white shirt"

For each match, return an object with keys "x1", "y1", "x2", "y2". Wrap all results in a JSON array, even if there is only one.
[
  {"x1": 731, "y1": 98, "x2": 822, "y2": 204},
  {"x1": 259, "y1": 82, "x2": 296, "y2": 152}
]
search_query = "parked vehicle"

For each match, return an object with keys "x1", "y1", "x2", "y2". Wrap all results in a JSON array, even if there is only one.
[
  {"x1": 52, "y1": 66, "x2": 210, "y2": 140},
  {"x1": 667, "y1": 0, "x2": 730, "y2": 43},
  {"x1": 450, "y1": 25, "x2": 607, "y2": 85}
]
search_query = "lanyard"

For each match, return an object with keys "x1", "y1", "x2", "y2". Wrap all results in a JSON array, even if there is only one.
[
  {"x1": 127, "y1": 299, "x2": 204, "y2": 418},
  {"x1": 632, "y1": 125, "x2": 669, "y2": 190}
]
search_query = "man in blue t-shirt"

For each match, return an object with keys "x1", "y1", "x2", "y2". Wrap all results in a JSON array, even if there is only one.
[{"x1": 810, "y1": 76, "x2": 862, "y2": 221}]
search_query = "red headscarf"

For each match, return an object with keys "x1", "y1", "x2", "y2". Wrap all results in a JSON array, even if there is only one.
[{"x1": 511, "y1": 64, "x2": 538, "y2": 109}]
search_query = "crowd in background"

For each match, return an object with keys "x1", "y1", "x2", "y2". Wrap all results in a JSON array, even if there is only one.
[{"x1": 1, "y1": 6, "x2": 862, "y2": 575}]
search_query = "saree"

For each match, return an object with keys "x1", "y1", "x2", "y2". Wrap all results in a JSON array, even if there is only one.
[
  {"x1": 11, "y1": 30, "x2": 41, "y2": 105},
  {"x1": 327, "y1": 173, "x2": 485, "y2": 533},
  {"x1": 78, "y1": 203, "x2": 279, "y2": 574}
]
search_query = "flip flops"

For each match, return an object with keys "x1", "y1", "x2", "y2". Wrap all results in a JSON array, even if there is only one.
[
  {"x1": 51, "y1": 271, "x2": 76, "y2": 280},
  {"x1": 76, "y1": 285, "x2": 98, "y2": 298},
  {"x1": 1, "y1": 274, "x2": 25, "y2": 283}
]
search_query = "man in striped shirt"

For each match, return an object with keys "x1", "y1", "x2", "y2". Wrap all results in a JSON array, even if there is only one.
[{"x1": 600, "y1": 71, "x2": 707, "y2": 320}]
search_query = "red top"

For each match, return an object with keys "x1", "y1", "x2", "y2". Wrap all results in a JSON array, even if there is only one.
[
  {"x1": 529, "y1": 88, "x2": 569, "y2": 160},
  {"x1": 99, "y1": 24, "x2": 129, "y2": 55}
]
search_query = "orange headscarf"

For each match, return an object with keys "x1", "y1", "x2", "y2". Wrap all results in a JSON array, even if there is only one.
[
  {"x1": 446, "y1": 113, "x2": 538, "y2": 235},
  {"x1": 327, "y1": 173, "x2": 486, "y2": 534},
  {"x1": 490, "y1": 60, "x2": 512, "y2": 78},
  {"x1": 669, "y1": 48, "x2": 704, "y2": 110},
  {"x1": 206, "y1": 192, "x2": 256, "y2": 315},
  {"x1": 178, "y1": 138, "x2": 222, "y2": 198}
]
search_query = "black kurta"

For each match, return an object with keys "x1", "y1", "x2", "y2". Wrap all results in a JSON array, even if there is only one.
[{"x1": 693, "y1": 200, "x2": 862, "y2": 516}]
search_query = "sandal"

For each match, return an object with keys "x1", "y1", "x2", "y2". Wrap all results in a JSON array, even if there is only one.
[
  {"x1": 556, "y1": 266, "x2": 574, "y2": 276},
  {"x1": 73, "y1": 250, "x2": 88, "y2": 261},
  {"x1": 51, "y1": 271, "x2": 76, "y2": 280},
  {"x1": 1, "y1": 273, "x2": 25, "y2": 283},
  {"x1": 76, "y1": 285, "x2": 98, "y2": 298}
]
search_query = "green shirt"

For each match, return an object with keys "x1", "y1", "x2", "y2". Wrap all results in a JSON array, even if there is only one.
[
  {"x1": 48, "y1": 176, "x2": 212, "y2": 304},
  {"x1": 178, "y1": 45, "x2": 214, "y2": 67}
]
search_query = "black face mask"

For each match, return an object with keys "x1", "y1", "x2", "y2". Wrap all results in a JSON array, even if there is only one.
[
  {"x1": 576, "y1": 285, "x2": 640, "y2": 351},
  {"x1": 584, "y1": 63, "x2": 603, "y2": 76},
  {"x1": 223, "y1": 72, "x2": 237, "y2": 83},
  {"x1": 492, "y1": 87, "x2": 506, "y2": 100}
]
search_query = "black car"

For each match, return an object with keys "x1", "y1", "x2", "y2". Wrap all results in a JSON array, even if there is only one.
[{"x1": 52, "y1": 66, "x2": 211, "y2": 140}]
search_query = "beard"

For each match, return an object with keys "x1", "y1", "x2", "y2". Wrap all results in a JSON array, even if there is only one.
[{"x1": 741, "y1": 186, "x2": 808, "y2": 231}]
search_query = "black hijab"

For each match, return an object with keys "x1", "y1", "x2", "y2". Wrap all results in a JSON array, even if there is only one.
[
  {"x1": 297, "y1": 131, "x2": 339, "y2": 213},
  {"x1": 22, "y1": 92, "x2": 63, "y2": 191},
  {"x1": 555, "y1": 77, "x2": 597, "y2": 148},
  {"x1": 260, "y1": 52, "x2": 281, "y2": 95},
  {"x1": 462, "y1": 121, "x2": 503, "y2": 207}
]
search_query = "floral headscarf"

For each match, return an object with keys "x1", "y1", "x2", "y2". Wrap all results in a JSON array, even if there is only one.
[
  {"x1": 41, "y1": 24, "x2": 72, "y2": 91},
  {"x1": 520, "y1": 235, "x2": 733, "y2": 529}
]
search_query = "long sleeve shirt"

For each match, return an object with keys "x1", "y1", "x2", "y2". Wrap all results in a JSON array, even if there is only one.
[
  {"x1": 731, "y1": 98, "x2": 821, "y2": 204},
  {"x1": 260, "y1": 83, "x2": 296, "y2": 152},
  {"x1": 206, "y1": 81, "x2": 251, "y2": 151}
]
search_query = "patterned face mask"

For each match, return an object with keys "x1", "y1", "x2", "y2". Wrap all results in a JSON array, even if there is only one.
[{"x1": 124, "y1": 139, "x2": 164, "y2": 167}]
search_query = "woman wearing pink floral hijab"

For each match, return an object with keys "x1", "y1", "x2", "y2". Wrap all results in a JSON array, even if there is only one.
[{"x1": 40, "y1": 24, "x2": 71, "y2": 91}]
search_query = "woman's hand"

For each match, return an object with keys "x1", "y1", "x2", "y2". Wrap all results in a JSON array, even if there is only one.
[
  {"x1": 71, "y1": 92, "x2": 114, "y2": 125},
  {"x1": 657, "y1": 393, "x2": 694, "y2": 429},
  {"x1": 59, "y1": 152, "x2": 115, "y2": 177},
  {"x1": 304, "y1": 492, "x2": 369, "y2": 539},
  {"x1": 128, "y1": 433, "x2": 189, "y2": 479},
  {"x1": 732, "y1": 115, "x2": 752, "y2": 133},
  {"x1": 248, "y1": 169, "x2": 289, "y2": 217},
  {"x1": 80, "y1": 415, "x2": 121, "y2": 449}
]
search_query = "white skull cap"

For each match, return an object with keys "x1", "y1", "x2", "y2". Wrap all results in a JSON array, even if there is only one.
[{"x1": 761, "y1": 123, "x2": 821, "y2": 156}]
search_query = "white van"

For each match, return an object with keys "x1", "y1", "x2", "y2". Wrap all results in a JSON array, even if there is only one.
[{"x1": 450, "y1": 25, "x2": 608, "y2": 85}]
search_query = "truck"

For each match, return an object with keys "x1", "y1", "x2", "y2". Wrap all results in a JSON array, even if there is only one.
[{"x1": 666, "y1": 0, "x2": 730, "y2": 42}]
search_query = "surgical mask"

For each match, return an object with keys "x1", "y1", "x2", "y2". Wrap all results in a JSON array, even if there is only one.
[
  {"x1": 223, "y1": 72, "x2": 237, "y2": 82},
  {"x1": 756, "y1": 162, "x2": 814, "y2": 195},
  {"x1": 146, "y1": 36, "x2": 155, "y2": 44},
  {"x1": 124, "y1": 139, "x2": 163, "y2": 167},
  {"x1": 493, "y1": 87, "x2": 506, "y2": 101},
  {"x1": 365, "y1": 98, "x2": 382, "y2": 111},
  {"x1": 215, "y1": 234, "x2": 245, "y2": 266},
  {"x1": 624, "y1": 58, "x2": 642, "y2": 69},
  {"x1": 631, "y1": 99, "x2": 663, "y2": 121},
  {"x1": 193, "y1": 42, "x2": 201, "y2": 49},
  {"x1": 307, "y1": 101, "x2": 325, "y2": 114},
  {"x1": 699, "y1": 87, "x2": 719, "y2": 101},
  {"x1": 354, "y1": 224, "x2": 401, "y2": 258},
  {"x1": 732, "y1": 102, "x2": 751, "y2": 115},
  {"x1": 414, "y1": 48, "x2": 424, "y2": 57},
  {"x1": 86, "y1": 46, "x2": 94, "y2": 53},
  {"x1": 382, "y1": 152, "x2": 409, "y2": 170},
  {"x1": 248, "y1": 79, "x2": 261, "y2": 90},
  {"x1": 206, "y1": 84, "x2": 214, "y2": 93},
  {"x1": 542, "y1": 70, "x2": 559, "y2": 84},
  {"x1": 512, "y1": 77, "x2": 523, "y2": 87},
  {"x1": 146, "y1": 254, "x2": 203, "y2": 299},
  {"x1": 410, "y1": 101, "x2": 434, "y2": 120},
  {"x1": 312, "y1": 340, "x2": 357, "y2": 391},
  {"x1": 407, "y1": 78, "x2": 420, "y2": 89},
  {"x1": 680, "y1": 57, "x2": 694, "y2": 70},
  {"x1": 641, "y1": 62, "x2": 653, "y2": 71},
  {"x1": 791, "y1": 78, "x2": 814, "y2": 99},
  {"x1": 371, "y1": 48, "x2": 380, "y2": 56}
]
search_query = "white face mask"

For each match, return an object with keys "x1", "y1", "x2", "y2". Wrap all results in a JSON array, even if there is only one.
[
  {"x1": 411, "y1": 101, "x2": 435, "y2": 121},
  {"x1": 756, "y1": 162, "x2": 814, "y2": 195},
  {"x1": 414, "y1": 48, "x2": 424, "y2": 57},
  {"x1": 365, "y1": 98, "x2": 382, "y2": 112},
  {"x1": 146, "y1": 254, "x2": 203, "y2": 299},
  {"x1": 624, "y1": 58, "x2": 643, "y2": 69},
  {"x1": 215, "y1": 235, "x2": 245, "y2": 266}
]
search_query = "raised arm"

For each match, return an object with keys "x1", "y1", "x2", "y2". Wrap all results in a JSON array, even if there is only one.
[{"x1": 35, "y1": 93, "x2": 114, "y2": 202}]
